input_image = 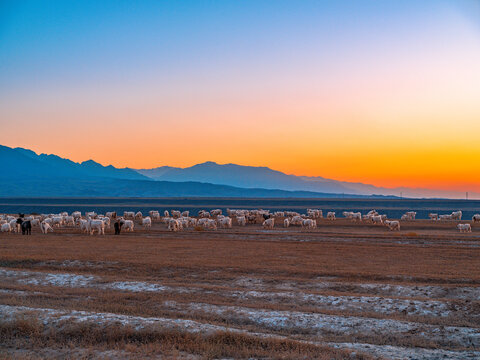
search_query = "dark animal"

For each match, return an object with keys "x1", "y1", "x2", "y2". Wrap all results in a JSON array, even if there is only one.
[
  {"x1": 17, "y1": 218, "x2": 31, "y2": 235},
  {"x1": 262, "y1": 213, "x2": 273, "y2": 220},
  {"x1": 114, "y1": 220, "x2": 123, "y2": 235}
]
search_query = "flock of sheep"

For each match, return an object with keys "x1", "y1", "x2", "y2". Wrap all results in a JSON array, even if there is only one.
[{"x1": 0, "y1": 208, "x2": 478, "y2": 235}]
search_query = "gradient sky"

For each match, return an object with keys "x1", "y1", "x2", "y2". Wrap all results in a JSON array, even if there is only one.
[{"x1": 1, "y1": 0, "x2": 480, "y2": 192}]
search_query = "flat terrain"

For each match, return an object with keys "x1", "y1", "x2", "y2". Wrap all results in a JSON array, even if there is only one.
[{"x1": 1, "y1": 219, "x2": 480, "y2": 359}]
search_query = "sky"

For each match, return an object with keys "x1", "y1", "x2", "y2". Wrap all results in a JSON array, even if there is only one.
[{"x1": 1, "y1": 0, "x2": 480, "y2": 193}]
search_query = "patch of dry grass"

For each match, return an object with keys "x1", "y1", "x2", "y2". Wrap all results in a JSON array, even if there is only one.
[{"x1": 0, "y1": 317, "x2": 370, "y2": 360}]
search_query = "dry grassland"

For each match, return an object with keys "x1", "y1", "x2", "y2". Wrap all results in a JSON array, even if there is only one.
[{"x1": 0, "y1": 219, "x2": 479, "y2": 359}]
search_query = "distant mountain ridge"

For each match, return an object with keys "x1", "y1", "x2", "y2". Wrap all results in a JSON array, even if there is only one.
[
  {"x1": 136, "y1": 161, "x2": 357, "y2": 194},
  {"x1": 0, "y1": 145, "x2": 148, "y2": 181},
  {"x1": 0, "y1": 145, "x2": 385, "y2": 198},
  {"x1": 136, "y1": 162, "x2": 480, "y2": 199},
  {"x1": 1, "y1": 145, "x2": 475, "y2": 199}
]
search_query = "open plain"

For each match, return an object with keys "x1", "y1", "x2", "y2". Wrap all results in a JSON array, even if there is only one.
[{"x1": 1, "y1": 217, "x2": 480, "y2": 359}]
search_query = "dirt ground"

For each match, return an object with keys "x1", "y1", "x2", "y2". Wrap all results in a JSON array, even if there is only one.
[{"x1": 0, "y1": 218, "x2": 479, "y2": 359}]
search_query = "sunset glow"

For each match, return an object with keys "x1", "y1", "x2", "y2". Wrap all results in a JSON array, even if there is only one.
[{"x1": 1, "y1": 0, "x2": 480, "y2": 193}]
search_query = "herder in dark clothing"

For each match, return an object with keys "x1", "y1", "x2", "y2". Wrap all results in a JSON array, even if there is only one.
[{"x1": 114, "y1": 219, "x2": 123, "y2": 235}]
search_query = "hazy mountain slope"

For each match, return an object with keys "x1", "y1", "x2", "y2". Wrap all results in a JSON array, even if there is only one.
[
  {"x1": 1, "y1": 144, "x2": 382, "y2": 198},
  {"x1": 0, "y1": 176, "x2": 381, "y2": 198},
  {"x1": 3, "y1": 144, "x2": 471, "y2": 199},
  {"x1": 136, "y1": 161, "x2": 479, "y2": 199},
  {"x1": 136, "y1": 162, "x2": 357, "y2": 194},
  {"x1": 0, "y1": 145, "x2": 148, "y2": 181}
]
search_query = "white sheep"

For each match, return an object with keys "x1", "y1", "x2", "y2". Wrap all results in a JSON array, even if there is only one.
[
  {"x1": 101, "y1": 217, "x2": 111, "y2": 229},
  {"x1": 236, "y1": 216, "x2": 246, "y2": 226},
  {"x1": 457, "y1": 223, "x2": 471, "y2": 233},
  {"x1": 77, "y1": 219, "x2": 89, "y2": 233},
  {"x1": 142, "y1": 216, "x2": 152, "y2": 229},
  {"x1": 186, "y1": 217, "x2": 197, "y2": 227},
  {"x1": 217, "y1": 217, "x2": 232, "y2": 229},
  {"x1": 51, "y1": 216, "x2": 63, "y2": 228},
  {"x1": 262, "y1": 218, "x2": 275, "y2": 229},
  {"x1": 202, "y1": 219, "x2": 217, "y2": 230},
  {"x1": 307, "y1": 209, "x2": 323, "y2": 219},
  {"x1": 150, "y1": 211, "x2": 161, "y2": 220},
  {"x1": 283, "y1": 218, "x2": 290, "y2": 228},
  {"x1": 40, "y1": 221, "x2": 54, "y2": 234},
  {"x1": 123, "y1": 220, "x2": 134, "y2": 232},
  {"x1": 210, "y1": 209, "x2": 222, "y2": 217},
  {"x1": 302, "y1": 218, "x2": 316, "y2": 230},
  {"x1": 472, "y1": 214, "x2": 480, "y2": 223},
  {"x1": 9, "y1": 219, "x2": 19, "y2": 233},
  {"x1": 327, "y1": 212, "x2": 336, "y2": 220},
  {"x1": 439, "y1": 214, "x2": 453, "y2": 221},
  {"x1": 88, "y1": 219, "x2": 105, "y2": 235},
  {"x1": 198, "y1": 210, "x2": 211, "y2": 218},
  {"x1": 106, "y1": 211, "x2": 117, "y2": 219},
  {"x1": 371, "y1": 215, "x2": 383, "y2": 225},
  {"x1": 290, "y1": 215, "x2": 303, "y2": 226},
  {"x1": 1, "y1": 223, "x2": 12, "y2": 233},
  {"x1": 86, "y1": 211, "x2": 97, "y2": 219},
  {"x1": 351, "y1": 212, "x2": 362, "y2": 222},
  {"x1": 124, "y1": 211, "x2": 135, "y2": 219},
  {"x1": 402, "y1": 211, "x2": 416, "y2": 220},
  {"x1": 429, "y1": 213, "x2": 439, "y2": 221},
  {"x1": 64, "y1": 216, "x2": 75, "y2": 227},
  {"x1": 451, "y1": 211, "x2": 462, "y2": 220},
  {"x1": 384, "y1": 220, "x2": 400, "y2": 231},
  {"x1": 168, "y1": 219, "x2": 181, "y2": 232},
  {"x1": 178, "y1": 217, "x2": 189, "y2": 229}
]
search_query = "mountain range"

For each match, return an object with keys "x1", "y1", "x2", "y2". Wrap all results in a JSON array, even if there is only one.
[
  {"x1": 137, "y1": 162, "x2": 377, "y2": 195},
  {"x1": 0, "y1": 145, "x2": 384, "y2": 198},
  {"x1": 136, "y1": 162, "x2": 477, "y2": 199},
  {"x1": 0, "y1": 145, "x2": 475, "y2": 199}
]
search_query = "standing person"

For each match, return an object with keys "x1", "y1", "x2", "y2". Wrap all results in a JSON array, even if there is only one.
[{"x1": 114, "y1": 219, "x2": 123, "y2": 235}]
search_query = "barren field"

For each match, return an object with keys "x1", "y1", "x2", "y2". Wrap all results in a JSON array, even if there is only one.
[{"x1": 1, "y1": 219, "x2": 479, "y2": 359}]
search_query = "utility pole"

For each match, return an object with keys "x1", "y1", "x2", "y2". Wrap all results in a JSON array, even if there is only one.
[
  {"x1": 466, "y1": 192, "x2": 468, "y2": 200},
  {"x1": 400, "y1": 191, "x2": 403, "y2": 199}
]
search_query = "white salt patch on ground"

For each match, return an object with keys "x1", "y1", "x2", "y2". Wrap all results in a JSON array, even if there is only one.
[
  {"x1": 0, "y1": 304, "x2": 235, "y2": 333},
  {"x1": 0, "y1": 268, "x2": 475, "y2": 320},
  {"x1": 329, "y1": 342, "x2": 480, "y2": 360},
  {"x1": 347, "y1": 282, "x2": 480, "y2": 301},
  {"x1": 230, "y1": 289, "x2": 458, "y2": 318},
  {"x1": 0, "y1": 289, "x2": 47, "y2": 296},
  {"x1": 20, "y1": 273, "x2": 97, "y2": 287},
  {"x1": 177, "y1": 302, "x2": 480, "y2": 348},
  {"x1": 2, "y1": 304, "x2": 479, "y2": 359},
  {"x1": 105, "y1": 281, "x2": 169, "y2": 292},
  {"x1": 232, "y1": 275, "x2": 480, "y2": 301}
]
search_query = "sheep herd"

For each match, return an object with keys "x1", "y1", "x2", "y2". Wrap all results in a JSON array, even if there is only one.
[{"x1": 0, "y1": 208, "x2": 478, "y2": 235}]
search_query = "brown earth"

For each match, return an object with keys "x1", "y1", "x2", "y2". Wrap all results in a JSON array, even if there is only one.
[{"x1": 0, "y1": 219, "x2": 479, "y2": 359}]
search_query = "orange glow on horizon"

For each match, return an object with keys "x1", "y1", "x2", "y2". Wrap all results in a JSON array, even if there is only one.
[{"x1": 1, "y1": 1, "x2": 480, "y2": 196}]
